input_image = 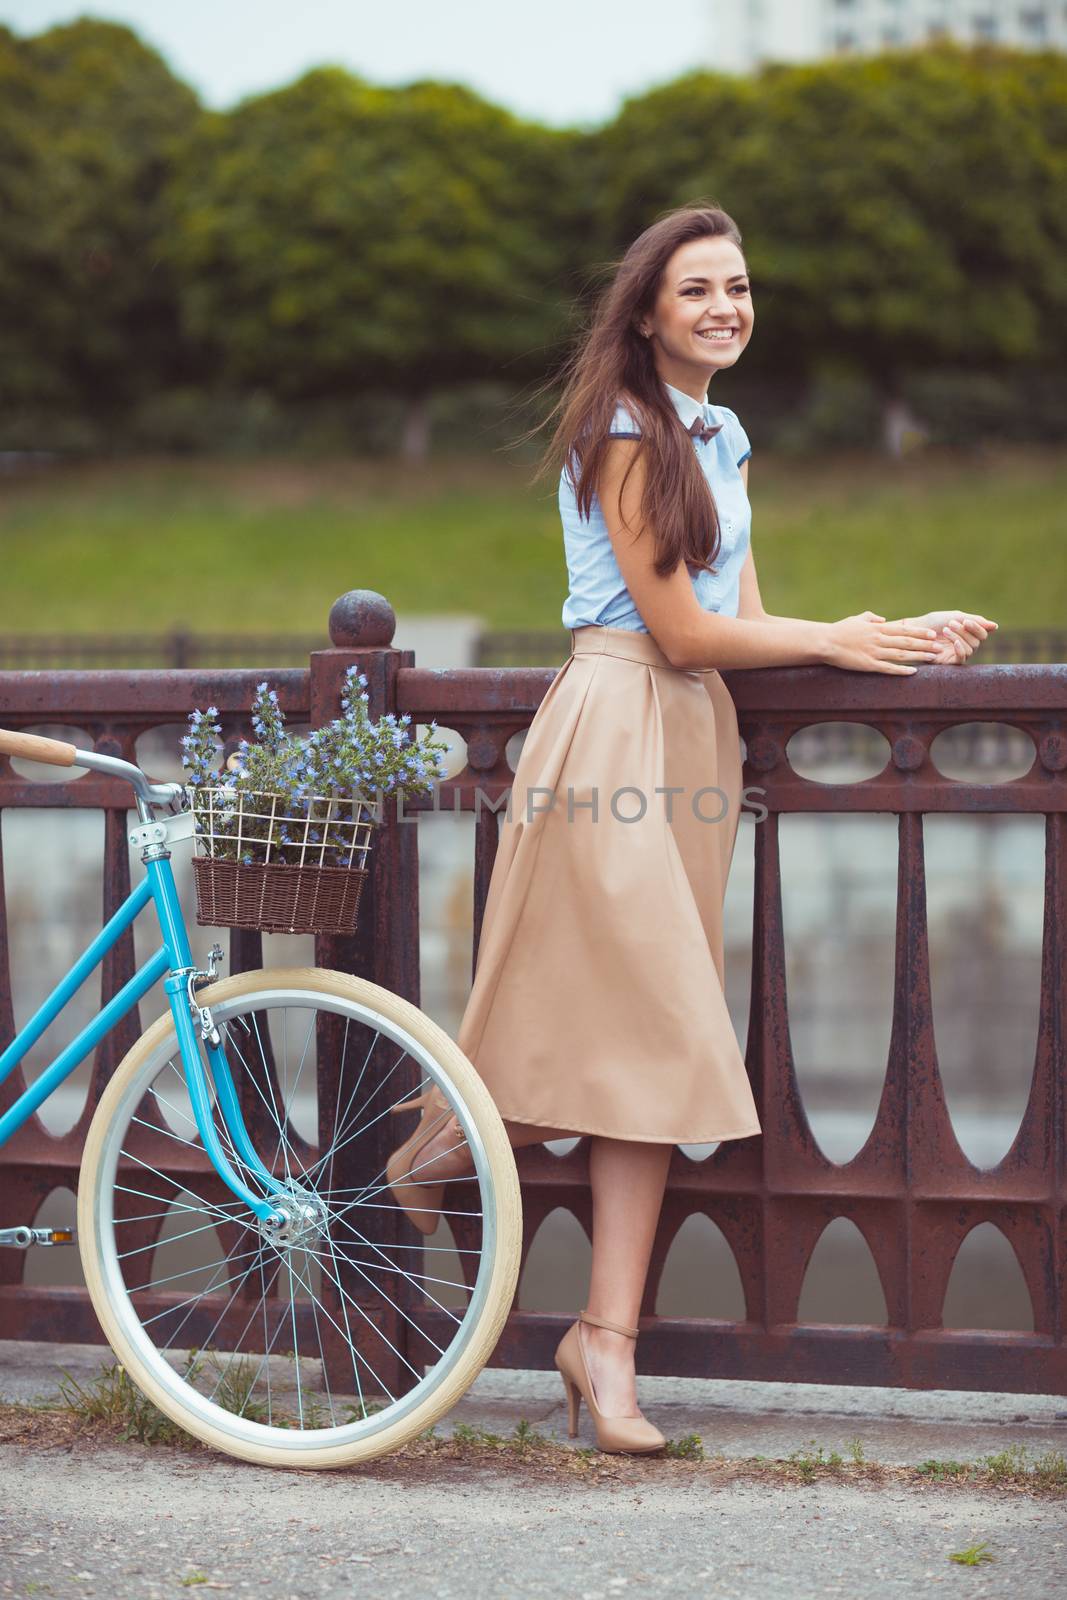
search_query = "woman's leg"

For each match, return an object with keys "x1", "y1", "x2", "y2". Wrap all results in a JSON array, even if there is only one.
[
  {"x1": 408, "y1": 1118, "x2": 670, "y2": 1415},
  {"x1": 580, "y1": 1136, "x2": 672, "y2": 1418}
]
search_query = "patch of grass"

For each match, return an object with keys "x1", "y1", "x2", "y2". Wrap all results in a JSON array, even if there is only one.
[
  {"x1": 917, "y1": 1458, "x2": 970, "y2": 1481},
  {"x1": 1, "y1": 446, "x2": 1062, "y2": 634},
  {"x1": 981, "y1": 1443, "x2": 1030, "y2": 1483},
  {"x1": 197, "y1": 1350, "x2": 275, "y2": 1425},
  {"x1": 425, "y1": 1419, "x2": 556, "y2": 1459},
  {"x1": 344, "y1": 1398, "x2": 387, "y2": 1423},
  {"x1": 916, "y1": 1445, "x2": 1067, "y2": 1492},
  {"x1": 179, "y1": 1574, "x2": 209, "y2": 1588},
  {"x1": 846, "y1": 1436, "x2": 866, "y2": 1465},
  {"x1": 511, "y1": 1417, "x2": 552, "y2": 1455},
  {"x1": 949, "y1": 1543, "x2": 995, "y2": 1566},
  {"x1": 664, "y1": 1433, "x2": 706, "y2": 1461},
  {"x1": 55, "y1": 1349, "x2": 297, "y2": 1440},
  {"x1": 785, "y1": 1442, "x2": 845, "y2": 1482},
  {"x1": 451, "y1": 1421, "x2": 505, "y2": 1448},
  {"x1": 56, "y1": 1363, "x2": 191, "y2": 1448}
]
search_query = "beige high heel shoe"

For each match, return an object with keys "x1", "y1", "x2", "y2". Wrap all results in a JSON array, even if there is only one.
[
  {"x1": 385, "y1": 1086, "x2": 461, "y2": 1235},
  {"x1": 554, "y1": 1309, "x2": 666, "y2": 1454}
]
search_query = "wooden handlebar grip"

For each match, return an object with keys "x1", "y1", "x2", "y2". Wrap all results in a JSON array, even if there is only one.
[{"x1": 0, "y1": 728, "x2": 78, "y2": 767}]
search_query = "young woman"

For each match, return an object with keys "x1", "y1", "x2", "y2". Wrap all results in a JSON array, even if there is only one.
[{"x1": 386, "y1": 203, "x2": 997, "y2": 1453}]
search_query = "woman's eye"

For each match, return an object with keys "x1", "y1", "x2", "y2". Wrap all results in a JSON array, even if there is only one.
[{"x1": 683, "y1": 284, "x2": 750, "y2": 295}]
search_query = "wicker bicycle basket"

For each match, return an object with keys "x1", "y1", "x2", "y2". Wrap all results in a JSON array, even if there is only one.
[{"x1": 189, "y1": 786, "x2": 376, "y2": 936}]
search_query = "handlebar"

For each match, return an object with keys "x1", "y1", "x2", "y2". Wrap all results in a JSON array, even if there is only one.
[
  {"x1": 0, "y1": 728, "x2": 77, "y2": 767},
  {"x1": 0, "y1": 725, "x2": 185, "y2": 816}
]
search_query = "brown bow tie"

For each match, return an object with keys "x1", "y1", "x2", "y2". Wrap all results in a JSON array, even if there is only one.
[{"x1": 689, "y1": 414, "x2": 723, "y2": 446}]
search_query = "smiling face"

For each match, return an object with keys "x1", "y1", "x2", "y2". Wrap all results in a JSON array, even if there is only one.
[{"x1": 636, "y1": 234, "x2": 754, "y2": 401}]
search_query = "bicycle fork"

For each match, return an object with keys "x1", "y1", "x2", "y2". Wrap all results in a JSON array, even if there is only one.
[{"x1": 142, "y1": 843, "x2": 292, "y2": 1232}]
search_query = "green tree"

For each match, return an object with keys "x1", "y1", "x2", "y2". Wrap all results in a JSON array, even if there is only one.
[
  {"x1": 0, "y1": 19, "x2": 200, "y2": 425},
  {"x1": 165, "y1": 69, "x2": 581, "y2": 457},
  {"x1": 585, "y1": 44, "x2": 1067, "y2": 439}
]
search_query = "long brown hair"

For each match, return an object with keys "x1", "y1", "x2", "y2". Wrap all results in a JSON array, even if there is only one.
[{"x1": 537, "y1": 203, "x2": 746, "y2": 581}]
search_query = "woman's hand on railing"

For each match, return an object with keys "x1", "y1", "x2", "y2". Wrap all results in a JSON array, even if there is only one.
[
  {"x1": 825, "y1": 611, "x2": 942, "y2": 675},
  {"x1": 902, "y1": 610, "x2": 998, "y2": 666}
]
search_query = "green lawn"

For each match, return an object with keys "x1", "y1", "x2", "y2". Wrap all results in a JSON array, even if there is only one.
[{"x1": 1, "y1": 445, "x2": 1062, "y2": 634}]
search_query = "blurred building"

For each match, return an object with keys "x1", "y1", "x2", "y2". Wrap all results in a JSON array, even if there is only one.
[{"x1": 709, "y1": 0, "x2": 1067, "y2": 72}]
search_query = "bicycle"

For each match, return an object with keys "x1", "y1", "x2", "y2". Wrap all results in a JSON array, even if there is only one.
[{"x1": 0, "y1": 726, "x2": 522, "y2": 1468}]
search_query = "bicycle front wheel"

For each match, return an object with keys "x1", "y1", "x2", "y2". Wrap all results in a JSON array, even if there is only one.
[{"x1": 77, "y1": 967, "x2": 522, "y2": 1468}]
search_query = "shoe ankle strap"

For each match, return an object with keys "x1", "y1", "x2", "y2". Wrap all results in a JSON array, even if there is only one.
[{"x1": 579, "y1": 1308, "x2": 639, "y2": 1339}]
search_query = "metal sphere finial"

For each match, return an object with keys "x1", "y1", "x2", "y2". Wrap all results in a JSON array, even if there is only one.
[{"x1": 327, "y1": 591, "x2": 396, "y2": 649}]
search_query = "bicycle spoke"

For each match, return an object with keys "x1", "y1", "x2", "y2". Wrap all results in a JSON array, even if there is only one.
[
  {"x1": 307, "y1": 1229, "x2": 450, "y2": 1357},
  {"x1": 344, "y1": 1128, "x2": 473, "y2": 1210},
  {"x1": 113, "y1": 1182, "x2": 246, "y2": 1229},
  {"x1": 117, "y1": 1214, "x2": 234, "y2": 1262},
  {"x1": 223, "y1": 1019, "x2": 311, "y2": 1189},
  {"x1": 292, "y1": 1241, "x2": 422, "y2": 1385},
  {"x1": 259, "y1": 1254, "x2": 274, "y2": 1423},
  {"x1": 317, "y1": 1027, "x2": 394, "y2": 1187},
  {"x1": 286, "y1": 1250, "x2": 304, "y2": 1429},
  {"x1": 130, "y1": 1113, "x2": 211, "y2": 1157},
  {"x1": 253, "y1": 1010, "x2": 303, "y2": 1193},
  {"x1": 301, "y1": 1049, "x2": 412, "y2": 1187},
  {"x1": 320, "y1": 1209, "x2": 366, "y2": 1418},
  {"x1": 330, "y1": 1197, "x2": 486, "y2": 1222},
  {"x1": 267, "y1": 1245, "x2": 400, "y2": 1404},
  {"x1": 126, "y1": 1241, "x2": 264, "y2": 1297},
  {"x1": 151, "y1": 1079, "x2": 199, "y2": 1132},
  {"x1": 182, "y1": 1247, "x2": 273, "y2": 1357},
  {"x1": 322, "y1": 1016, "x2": 357, "y2": 1198},
  {"x1": 300, "y1": 1234, "x2": 469, "y2": 1321}
]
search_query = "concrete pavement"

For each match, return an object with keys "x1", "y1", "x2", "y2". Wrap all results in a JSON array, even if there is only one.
[{"x1": 1, "y1": 1340, "x2": 1065, "y2": 1599}]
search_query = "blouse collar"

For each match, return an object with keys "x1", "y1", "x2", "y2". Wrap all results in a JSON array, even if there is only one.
[{"x1": 663, "y1": 379, "x2": 712, "y2": 428}]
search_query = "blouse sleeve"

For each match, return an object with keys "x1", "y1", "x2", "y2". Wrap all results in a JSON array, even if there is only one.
[
  {"x1": 609, "y1": 399, "x2": 642, "y2": 438},
  {"x1": 724, "y1": 407, "x2": 752, "y2": 467}
]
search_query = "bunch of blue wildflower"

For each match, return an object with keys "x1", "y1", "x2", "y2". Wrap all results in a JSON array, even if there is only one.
[
  {"x1": 180, "y1": 706, "x2": 222, "y2": 789},
  {"x1": 181, "y1": 676, "x2": 450, "y2": 868}
]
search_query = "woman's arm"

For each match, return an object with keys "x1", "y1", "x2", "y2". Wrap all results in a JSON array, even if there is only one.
[{"x1": 598, "y1": 441, "x2": 938, "y2": 675}]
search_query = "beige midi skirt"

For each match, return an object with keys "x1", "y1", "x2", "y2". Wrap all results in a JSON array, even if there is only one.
[{"x1": 453, "y1": 624, "x2": 762, "y2": 1145}]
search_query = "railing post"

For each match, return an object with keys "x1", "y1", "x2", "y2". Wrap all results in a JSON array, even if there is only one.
[
  {"x1": 308, "y1": 589, "x2": 421, "y2": 1394},
  {"x1": 308, "y1": 589, "x2": 420, "y2": 1001}
]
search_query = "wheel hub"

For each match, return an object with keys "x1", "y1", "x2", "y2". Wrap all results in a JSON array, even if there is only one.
[{"x1": 260, "y1": 1187, "x2": 329, "y2": 1247}]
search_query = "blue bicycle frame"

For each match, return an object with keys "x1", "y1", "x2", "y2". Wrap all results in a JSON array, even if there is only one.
[{"x1": 0, "y1": 766, "x2": 288, "y2": 1226}]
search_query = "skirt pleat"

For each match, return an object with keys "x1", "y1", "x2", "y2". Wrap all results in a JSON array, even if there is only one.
[{"x1": 454, "y1": 625, "x2": 762, "y2": 1145}]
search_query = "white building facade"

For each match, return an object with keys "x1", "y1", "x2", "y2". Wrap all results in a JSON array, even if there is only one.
[{"x1": 709, "y1": 0, "x2": 1067, "y2": 74}]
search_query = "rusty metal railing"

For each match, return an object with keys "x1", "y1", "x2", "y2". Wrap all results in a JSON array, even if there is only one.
[{"x1": 1, "y1": 589, "x2": 1065, "y2": 1396}]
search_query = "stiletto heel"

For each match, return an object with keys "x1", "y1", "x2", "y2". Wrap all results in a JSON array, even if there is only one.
[
  {"x1": 557, "y1": 1369, "x2": 581, "y2": 1436},
  {"x1": 392, "y1": 1093, "x2": 431, "y2": 1114},
  {"x1": 553, "y1": 1308, "x2": 666, "y2": 1455},
  {"x1": 385, "y1": 1086, "x2": 459, "y2": 1235}
]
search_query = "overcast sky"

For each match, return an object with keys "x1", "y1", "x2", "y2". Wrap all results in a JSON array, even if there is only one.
[{"x1": 3, "y1": 1, "x2": 714, "y2": 126}]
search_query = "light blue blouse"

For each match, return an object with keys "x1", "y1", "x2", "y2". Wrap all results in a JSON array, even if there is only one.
[{"x1": 559, "y1": 380, "x2": 753, "y2": 632}]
